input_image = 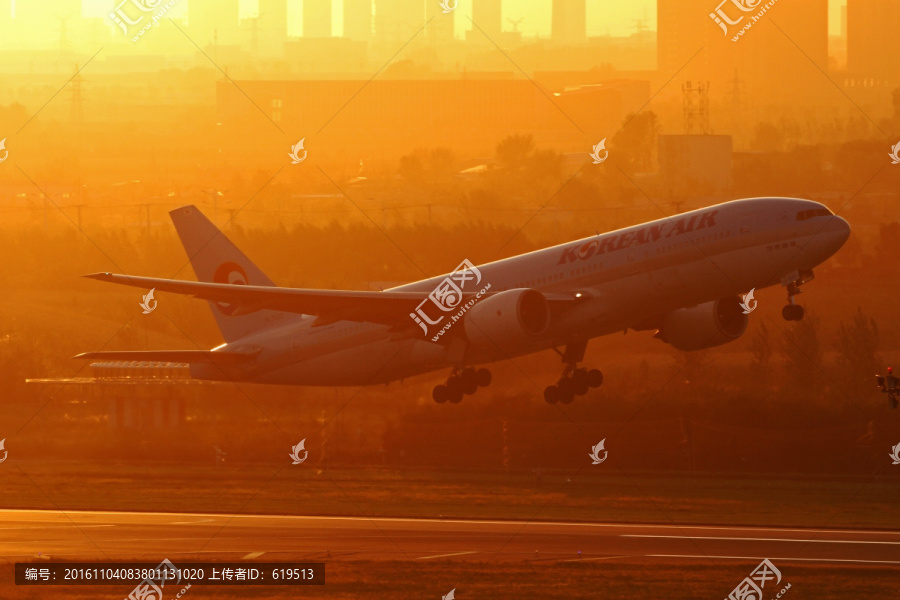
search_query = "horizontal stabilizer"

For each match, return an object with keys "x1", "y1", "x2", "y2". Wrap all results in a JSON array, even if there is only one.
[{"x1": 73, "y1": 350, "x2": 257, "y2": 365}]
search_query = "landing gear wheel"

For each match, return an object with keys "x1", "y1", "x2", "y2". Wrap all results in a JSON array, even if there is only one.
[
  {"x1": 782, "y1": 304, "x2": 804, "y2": 321},
  {"x1": 544, "y1": 385, "x2": 560, "y2": 404},
  {"x1": 557, "y1": 377, "x2": 576, "y2": 404},
  {"x1": 586, "y1": 369, "x2": 604, "y2": 388},
  {"x1": 571, "y1": 369, "x2": 589, "y2": 396},
  {"x1": 446, "y1": 377, "x2": 464, "y2": 403},
  {"x1": 432, "y1": 385, "x2": 449, "y2": 404},
  {"x1": 460, "y1": 369, "x2": 479, "y2": 395},
  {"x1": 475, "y1": 368, "x2": 492, "y2": 387}
]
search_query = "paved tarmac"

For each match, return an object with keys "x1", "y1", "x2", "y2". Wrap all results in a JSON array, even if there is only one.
[{"x1": 1, "y1": 509, "x2": 899, "y2": 565}]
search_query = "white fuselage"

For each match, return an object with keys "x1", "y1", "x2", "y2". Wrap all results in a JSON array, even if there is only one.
[{"x1": 195, "y1": 197, "x2": 850, "y2": 386}]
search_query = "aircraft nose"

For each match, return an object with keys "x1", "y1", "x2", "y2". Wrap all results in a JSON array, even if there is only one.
[
  {"x1": 832, "y1": 215, "x2": 851, "y2": 245},
  {"x1": 821, "y1": 215, "x2": 851, "y2": 255}
]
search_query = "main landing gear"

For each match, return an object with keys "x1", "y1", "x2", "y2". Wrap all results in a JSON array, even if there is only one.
[
  {"x1": 781, "y1": 269, "x2": 814, "y2": 322},
  {"x1": 433, "y1": 367, "x2": 492, "y2": 404},
  {"x1": 543, "y1": 340, "x2": 603, "y2": 404}
]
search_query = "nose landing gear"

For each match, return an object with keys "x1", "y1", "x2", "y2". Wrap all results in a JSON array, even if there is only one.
[
  {"x1": 782, "y1": 269, "x2": 814, "y2": 321},
  {"x1": 433, "y1": 367, "x2": 492, "y2": 404}
]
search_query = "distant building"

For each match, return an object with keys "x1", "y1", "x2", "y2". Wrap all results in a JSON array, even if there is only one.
[
  {"x1": 847, "y1": 0, "x2": 899, "y2": 83},
  {"x1": 258, "y1": 0, "x2": 288, "y2": 47},
  {"x1": 344, "y1": 0, "x2": 373, "y2": 41},
  {"x1": 472, "y1": 0, "x2": 501, "y2": 39},
  {"x1": 283, "y1": 37, "x2": 368, "y2": 72},
  {"x1": 426, "y1": 0, "x2": 454, "y2": 42},
  {"x1": 552, "y1": 0, "x2": 586, "y2": 43},
  {"x1": 658, "y1": 135, "x2": 733, "y2": 197},
  {"x1": 217, "y1": 77, "x2": 644, "y2": 161},
  {"x1": 304, "y1": 0, "x2": 333, "y2": 38},
  {"x1": 374, "y1": 0, "x2": 424, "y2": 44},
  {"x1": 658, "y1": 0, "x2": 827, "y2": 103},
  {"x1": 188, "y1": 0, "x2": 240, "y2": 46}
]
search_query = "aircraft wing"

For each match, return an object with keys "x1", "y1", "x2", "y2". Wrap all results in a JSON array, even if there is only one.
[
  {"x1": 85, "y1": 273, "x2": 592, "y2": 329},
  {"x1": 85, "y1": 272, "x2": 470, "y2": 327}
]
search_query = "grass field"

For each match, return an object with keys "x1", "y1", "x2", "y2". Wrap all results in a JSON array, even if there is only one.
[{"x1": 2, "y1": 463, "x2": 898, "y2": 531}]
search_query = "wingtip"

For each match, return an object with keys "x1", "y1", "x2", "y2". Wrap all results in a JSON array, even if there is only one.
[
  {"x1": 83, "y1": 272, "x2": 114, "y2": 281},
  {"x1": 169, "y1": 205, "x2": 200, "y2": 217}
]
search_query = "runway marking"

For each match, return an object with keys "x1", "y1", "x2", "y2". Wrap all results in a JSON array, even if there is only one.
[
  {"x1": 624, "y1": 534, "x2": 900, "y2": 546},
  {"x1": 0, "y1": 525, "x2": 115, "y2": 531},
  {"x1": 0, "y1": 509, "x2": 898, "y2": 539},
  {"x1": 647, "y1": 554, "x2": 900, "y2": 566},
  {"x1": 416, "y1": 551, "x2": 478, "y2": 560},
  {"x1": 559, "y1": 555, "x2": 632, "y2": 563},
  {"x1": 168, "y1": 519, "x2": 215, "y2": 525},
  {"x1": 242, "y1": 552, "x2": 266, "y2": 559}
]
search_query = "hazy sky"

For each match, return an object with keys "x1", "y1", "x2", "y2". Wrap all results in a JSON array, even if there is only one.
[{"x1": 79, "y1": 0, "x2": 844, "y2": 38}]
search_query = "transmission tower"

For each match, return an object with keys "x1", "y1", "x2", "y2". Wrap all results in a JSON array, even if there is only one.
[{"x1": 682, "y1": 81, "x2": 710, "y2": 134}]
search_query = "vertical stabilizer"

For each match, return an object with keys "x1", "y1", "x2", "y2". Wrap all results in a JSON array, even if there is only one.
[{"x1": 169, "y1": 205, "x2": 293, "y2": 342}]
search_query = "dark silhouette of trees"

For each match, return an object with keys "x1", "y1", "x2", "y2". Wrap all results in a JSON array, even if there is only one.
[
  {"x1": 495, "y1": 134, "x2": 535, "y2": 171},
  {"x1": 612, "y1": 111, "x2": 659, "y2": 174},
  {"x1": 835, "y1": 307, "x2": 880, "y2": 394}
]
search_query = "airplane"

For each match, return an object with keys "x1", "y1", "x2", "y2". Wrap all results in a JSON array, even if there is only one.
[{"x1": 76, "y1": 197, "x2": 850, "y2": 405}]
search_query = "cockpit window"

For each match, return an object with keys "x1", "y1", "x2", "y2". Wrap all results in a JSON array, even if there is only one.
[{"x1": 796, "y1": 208, "x2": 832, "y2": 221}]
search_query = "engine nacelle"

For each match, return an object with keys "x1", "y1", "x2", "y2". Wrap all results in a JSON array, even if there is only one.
[
  {"x1": 656, "y1": 296, "x2": 748, "y2": 351},
  {"x1": 464, "y1": 288, "x2": 550, "y2": 352}
]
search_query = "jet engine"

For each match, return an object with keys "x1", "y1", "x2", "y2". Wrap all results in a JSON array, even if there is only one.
[
  {"x1": 464, "y1": 288, "x2": 550, "y2": 352},
  {"x1": 655, "y1": 296, "x2": 748, "y2": 351}
]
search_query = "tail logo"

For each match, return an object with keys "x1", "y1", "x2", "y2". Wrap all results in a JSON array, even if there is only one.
[{"x1": 213, "y1": 262, "x2": 255, "y2": 316}]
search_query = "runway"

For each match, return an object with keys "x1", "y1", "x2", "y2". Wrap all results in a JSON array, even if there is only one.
[{"x1": 1, "y1": 509, "x2": 899, "y2": 565}]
